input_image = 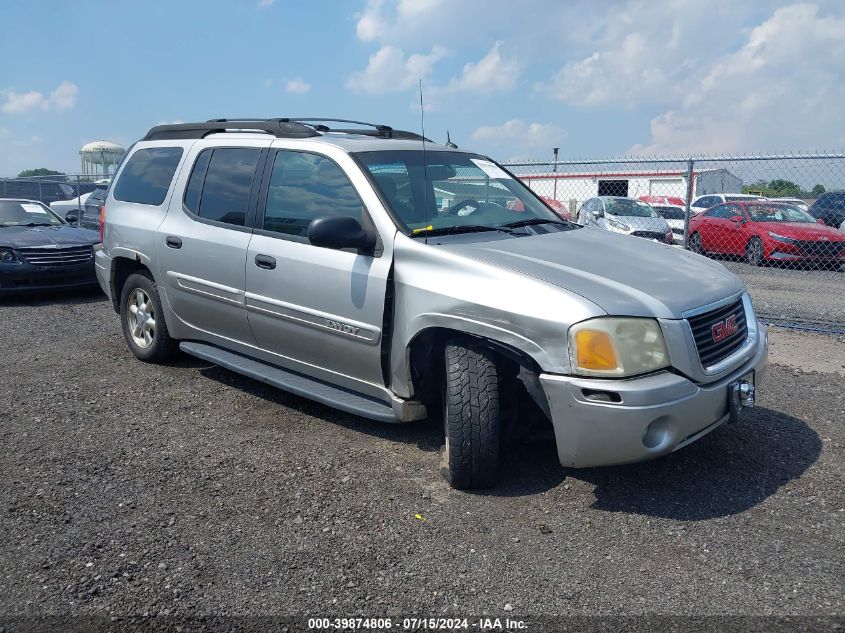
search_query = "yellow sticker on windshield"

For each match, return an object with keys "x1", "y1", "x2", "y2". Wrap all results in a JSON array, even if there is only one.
[{"x1": 412, "y1": 225, "x2": 434, "y2": 234}]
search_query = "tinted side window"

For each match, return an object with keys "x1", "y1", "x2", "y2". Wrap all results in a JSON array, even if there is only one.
[
  {"x1": 263, "y1": 151, "x2": 363, "y2": 237},
  {"x1": 113, "y1": 147, "x2": 183, "y2": 206},
  {"x1": 183, "y1": 150, "x2": 212, "y2": 215},
  {"x1": 197, "y1": 148, "x2": 261, "y2": 227}
]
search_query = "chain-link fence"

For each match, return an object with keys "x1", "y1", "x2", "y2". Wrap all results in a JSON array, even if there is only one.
[
  {"x1": 503, "y1": 153, "x2": 845, "y2": 328},
  {"x1": 0, "y1": 174, "x2": 109, "y2": 230}
]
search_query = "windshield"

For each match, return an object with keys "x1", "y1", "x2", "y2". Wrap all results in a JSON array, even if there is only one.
[
  {"x1": 747, "y1": 204, "x2": 816, "y2": 223},
  {"x1": 604, "y1": 198, "x2": 658, "y2": 218},
  {"x1": 652, "y1": 205, "x2": 686, "y2": 220},
  {"x1": 355, "y1": 150, "x2": 563, "y2": 234},
  {"x1": 0, "y1": 200, "x2": 63, "y2": 226}
]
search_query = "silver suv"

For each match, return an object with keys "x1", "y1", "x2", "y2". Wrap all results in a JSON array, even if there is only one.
[{"x1": 95, "y1": 118, "x2": 767, "y2": 489}]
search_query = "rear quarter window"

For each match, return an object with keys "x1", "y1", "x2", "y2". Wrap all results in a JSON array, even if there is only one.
[{"x1": 113, "y1": 147, "x2": 183, "y2": 206}]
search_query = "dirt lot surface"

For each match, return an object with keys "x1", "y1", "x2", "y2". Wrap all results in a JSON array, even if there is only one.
[
  {"x1": 723, "y1": 261, "x2": 844, "y2": 326},
  {"x1": 1, "y1": 290, "x2": 843, "y2": 630}
]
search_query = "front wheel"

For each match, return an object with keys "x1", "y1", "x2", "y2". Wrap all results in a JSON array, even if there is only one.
[
  {"x1": 120, "y1": 271, "x2": 176, "y2": 363},
  {"x1": 746, "y1": 237, "x2": 765, "y2": 266},
  {"x1": 688, "y1": 232, "x2": 705, "y2": 255},
  {"x1": 442, "y1": 341, "x2": 501, "y2": 490}
]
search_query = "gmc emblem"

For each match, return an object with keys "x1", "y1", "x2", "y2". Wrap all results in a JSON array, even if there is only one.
[{"x1": 711, "y1": 314, "x2": 739, "y2": 343}]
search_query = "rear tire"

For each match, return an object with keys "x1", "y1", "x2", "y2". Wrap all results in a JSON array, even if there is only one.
[
  {"x1": 746, "y1": 237, "x2": 765, "y2": 266},
  {"x1": 120, "y1": 271, "x2": 176, "y2": 363},
  {"x1": 442, "y1": 341, "x2": 501, "y2": 490},
  {"x1": 688, "y1": 232, "x2": 705, "y2": 255}
]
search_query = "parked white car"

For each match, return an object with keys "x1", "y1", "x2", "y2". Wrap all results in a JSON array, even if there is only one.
[
  {"x1": 579, "y1": 197, "x2": 674, "y2": 244},
  {"x1": 689, "y1": 193, "x2": 767, "y2": 215},
  {"x1": 50, "y1": 192, "x2": 91, "y2": 216},
  {"x1": 651, "y1": 203, "x2": 688, "y2": 244}
]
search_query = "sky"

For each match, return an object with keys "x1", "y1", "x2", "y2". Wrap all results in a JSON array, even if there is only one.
[{"x1": 1, "y1": 0, "x2": 844, "y2": 176}]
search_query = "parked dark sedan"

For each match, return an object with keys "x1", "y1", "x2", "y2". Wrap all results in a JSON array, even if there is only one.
[{"x1": 0, "y1": 199, "x2": 101, "y2": 294}]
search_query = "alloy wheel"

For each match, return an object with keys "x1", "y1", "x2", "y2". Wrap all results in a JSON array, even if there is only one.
[{"x1": 127, "y1": 288, "x2": 156, "y2": 348}]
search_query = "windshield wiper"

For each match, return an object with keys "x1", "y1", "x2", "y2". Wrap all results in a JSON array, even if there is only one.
[
  {"x1": 500, "y1": 218, "x2": 569, "y2": 229},
  {"x1": 23, "y1": 222, "x2": 55, "y2": 227},
  {"x1": 411, "y1": 224, "x2": 514, "y2": 238}
]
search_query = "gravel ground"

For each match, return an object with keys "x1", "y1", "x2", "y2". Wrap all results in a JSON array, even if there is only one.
[
  {"x1": 1, "y1": 289, "x2": 843, "y2": 630},
  {"x1": 721, "y1": 261, "x2": 843, "y2": 325}
]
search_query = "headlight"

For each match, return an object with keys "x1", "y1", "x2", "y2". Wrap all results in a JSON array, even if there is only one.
[
  {"x1": 607, "y1": 217, "x2": 630, "y2": 231},
  {"x1": 569, "y1": 317, "x2": 670, "y2": 377},
  {"x1": 768, "y1": 232, "x2": 797, "y2": 244},
  {"x1": 0, "y1": 248, "x2": 18, "y2": 263}
]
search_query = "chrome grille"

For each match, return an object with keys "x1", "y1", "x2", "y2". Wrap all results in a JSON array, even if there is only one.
[
  {"x1": 18, "y1": 245, "x2": 93, "y2": 267},
  {"x1": 688, "y1": 298, "x2": 747, "y2": 368}
]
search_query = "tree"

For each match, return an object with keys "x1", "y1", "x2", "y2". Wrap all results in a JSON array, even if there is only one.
[
  {"x1": 17, "y1": 168, "x2": 65, "y2": 178},
  {"x1": 811, "y1": 184, "x2": 826, "y2": 197},
  {"x1": 767, "y1": 179, "x2": 802, "y2": 197}
]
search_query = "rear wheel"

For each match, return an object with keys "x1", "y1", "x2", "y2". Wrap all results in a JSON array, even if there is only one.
[
  {"x1": 746, "y1": 237, "x2": 765, "y2": 266},
  {"x1": 120, "y1": 271, "x2": 176, "y2": 363},
  {"x1": 688, "y1": 232, "x2": 705, "y2": 255},
  {"x1": 442, "y1": 341, "x2": 501, "y2": 490}
]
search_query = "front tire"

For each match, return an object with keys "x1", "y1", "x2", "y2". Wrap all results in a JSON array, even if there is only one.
[
  {"x1": 442, "y1": 341, "x2": 501, "y2": 490},
  {"x1": 746, "y1": 237, "x2": 765, "y2": 266},
  {"x1": 120, "y1": 271, "x2": 176, "y2": 363},
  {"x1": 688, "y1": 232, "x2": 705, "y2": 255}
]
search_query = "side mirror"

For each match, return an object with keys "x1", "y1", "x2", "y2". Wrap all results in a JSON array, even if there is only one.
[
  {"x1": 307, "y1": 216, "x2": 375, "y2": 252},
  {"x1": 729, "y1": 215, "x2": 744, "y2": 223},
  {"x1": 65, "y1": 210, "x2": 80, "y2": 224}
]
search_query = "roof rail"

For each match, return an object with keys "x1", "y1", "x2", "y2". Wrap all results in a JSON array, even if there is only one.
[
  {"x1": 283, "y1": 118, "x2": 431, "y2": 141},
  {"x1": 143, "y1": 119, "x2": 320, "y2": 141},
  {"x1": 142, "y1": 117, "x2": 432, "y2": 142}
]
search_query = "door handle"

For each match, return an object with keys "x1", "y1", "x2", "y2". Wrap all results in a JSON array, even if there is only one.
[
  {"x1": 165, "y1": 236, "x2": 182, "y2": 249},
  {"x1": 255, "y1": 254, "x2": 276, "y2": 270}
]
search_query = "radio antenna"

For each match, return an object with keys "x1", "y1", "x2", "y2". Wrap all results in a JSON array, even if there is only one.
[{"x1": 419, "y1": 78, "x2": 429, "y2": 244}]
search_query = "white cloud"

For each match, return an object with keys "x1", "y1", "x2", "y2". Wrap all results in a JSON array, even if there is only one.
[
  {"x1": 443, "y1": 41, "x2": 520, "y2": 94},
  {"x1": 285, "y1": 78, "x2": 311, "y2": 94},
  {"x1": 49, "y1": 81, "x2": 78, "y2": 110},
  {"x1": 355, "y1": 0, "x2": 444, "y2": 42},
  {"x1": 257, "y1": 0, "x2": 275, "y2": 8},
  {"x1": 2, "y1": 90, "x2": 47, "y2": 114},
  {"x1": 1, "y1": 80, "x2": 78, "y2": 114},
  {"x1": 347, "y1": 45, "x2": 448, "y2": 93},
  {"x1": 630, "y1": 3, "x2": 845, "y2": 154},
  {"x1": 472, "y1": 119, "x2": 567, "y2": 158}
]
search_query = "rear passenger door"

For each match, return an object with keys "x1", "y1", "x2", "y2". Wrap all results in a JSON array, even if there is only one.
[
  {"x1": 244, "y1": 148, "x2": 391, "y2": 394},
  {"x1": 157, "y1": 141, "x2": 270, "y2": 345}
]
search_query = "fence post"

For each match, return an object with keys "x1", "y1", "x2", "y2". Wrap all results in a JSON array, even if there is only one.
[{"x1": 682, "y1": 158, "x2": 695, "y2": 249}]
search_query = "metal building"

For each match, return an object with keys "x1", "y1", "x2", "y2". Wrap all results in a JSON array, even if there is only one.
[{"x1": 520, "y1": 168, "x2": 742, "y2": 215}]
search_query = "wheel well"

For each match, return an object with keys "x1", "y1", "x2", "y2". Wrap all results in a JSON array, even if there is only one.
[
  {"x1": 406, "y1": 327, "x2": 542, "y2": 408},
  {"x1": 110, "y1": 257, "x2": 151, "y2": 313}
]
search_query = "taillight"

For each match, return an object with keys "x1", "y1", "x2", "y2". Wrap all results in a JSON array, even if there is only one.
[{"x1": 99, "y1": 205, "x2": 105, "y2": 242}]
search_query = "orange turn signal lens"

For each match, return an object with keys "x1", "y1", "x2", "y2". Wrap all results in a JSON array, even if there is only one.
[{"x1": 575, "y1": 329, "x2": 618, "y2": 371}]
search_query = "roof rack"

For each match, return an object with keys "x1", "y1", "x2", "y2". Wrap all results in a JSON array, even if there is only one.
[
  {"x1": 282, "y1": 118, "x2": 431, "y2": 141},
  {"x1": 143, "y1": 117, "x2": 431, "y2": 142},
  {"x1": 143, "y1": 119, "x2": 320, "y2": 141}
]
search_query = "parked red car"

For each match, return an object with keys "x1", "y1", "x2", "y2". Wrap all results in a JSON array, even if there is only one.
[
  {"x1": 687, "y1": 201, "x2": 845, "y2": 267},
  {"x1": 639, "y1": 194, "x2": 687, "y2": 208},
  {"x1": 508, "y1": 196, "x2": 572, "y2": 221}
]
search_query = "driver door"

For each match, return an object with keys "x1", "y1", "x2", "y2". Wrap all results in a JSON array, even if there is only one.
[{"x1": 244, "y1": 148, "x2": 391, "y2": 395}]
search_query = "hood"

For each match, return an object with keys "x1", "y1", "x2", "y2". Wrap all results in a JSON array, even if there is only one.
[
  {"x1": 609, "y1": 214, "x2": 670, "y2": 232},
  {"x1": 760, "y1": 221, "x2": 845, "y2": 241},
  {"x1": 0, "y1": 224, "x2": 100, "y2": 248},
  {"x1": 439, "y1": 227, "x2": 744, "y2": 319}
]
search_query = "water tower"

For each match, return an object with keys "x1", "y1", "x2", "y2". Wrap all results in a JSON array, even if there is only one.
[{"x1": 79, "y1": 140, "x2": 125, "y2": 177}]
